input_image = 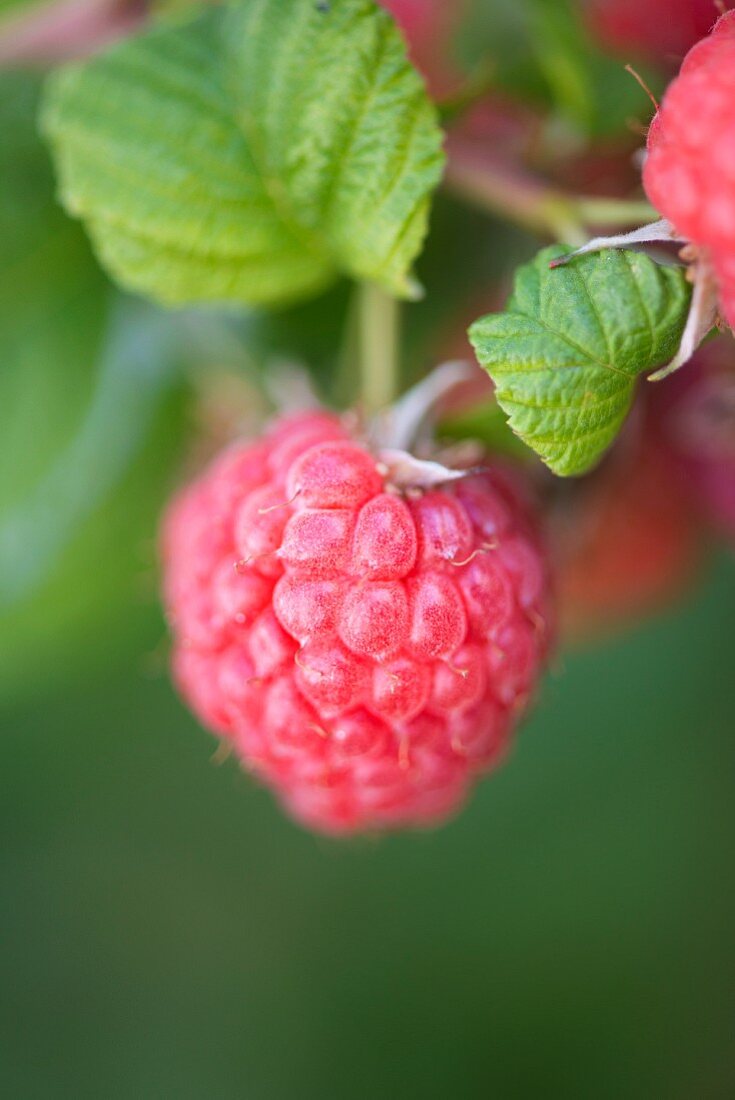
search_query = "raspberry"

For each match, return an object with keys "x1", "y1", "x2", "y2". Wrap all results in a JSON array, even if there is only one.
[
  {"x1": 694, "y1": 448, "x2": 735, "y2": 544},
  {"x1": 642, "y1": 11, "x2": 735, "y2": 327},
  {"x1": 585, "y1": 0, "x2": 719, "y2": 65},
  {"x1": 555, "y1": 433, "x2": 701, "y2": 642},
  {"x1": 161, "y1": 410, "x2": 551, "y2": 834},
  {"x1": 661, "y1": 340, "x2": 735, "y2": 546}
]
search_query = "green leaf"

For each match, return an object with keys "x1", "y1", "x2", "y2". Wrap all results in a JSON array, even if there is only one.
[
  {"x1": 41, "y1": 0, "x2": 445, "y2": 308},
  {"x1": 468, "y1": 246, "x2": 691, "y2": 477}
]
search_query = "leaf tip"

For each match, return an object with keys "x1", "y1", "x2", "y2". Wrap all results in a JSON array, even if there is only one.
[{"x1": 548, "y1": 253, "x2": 574, "y2": 270}]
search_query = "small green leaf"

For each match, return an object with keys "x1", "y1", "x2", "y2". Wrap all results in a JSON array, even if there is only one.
[
  {"x1": 41, "y1": 0, "x2": 445, "y2": 308},
  {"x1": 468, "y1": 246, "x2": 691, "y2": 477}
]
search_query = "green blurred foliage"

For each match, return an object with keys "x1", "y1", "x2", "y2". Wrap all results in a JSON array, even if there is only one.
[
  {"x1": 459, "y1": 0, "x2": 661, "y2": 137},
  {"x1": 0, "y1": 0, "x2": 34, "y2": 15},
  {"x1": 0, "y1": 72, "x2": 189, "y2": 701}
]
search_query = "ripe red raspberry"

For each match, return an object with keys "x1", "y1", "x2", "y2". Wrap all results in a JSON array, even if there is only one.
[
  {"x1": 161, "y1": 411, "x2": 551, "y2": 834},
  {"x1": 693, "y1": 444, "x2": 735, "y2": 544},
  {"x1": 555, "y1": 437, "x2": 700, "y2": 642},
  {"x1": 660, "y1": 340, "x2": 735, "y2": 546},
  {"x1": 585, "y1": 0, "x2": 719, "y2": 65},
  {"x1": 642, "y1": 10, "x2": 735, "y2": 327}
]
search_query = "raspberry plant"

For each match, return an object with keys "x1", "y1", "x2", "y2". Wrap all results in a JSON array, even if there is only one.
[{"x1": 2, "y1": 0, "x2": 733, "y2": 830}]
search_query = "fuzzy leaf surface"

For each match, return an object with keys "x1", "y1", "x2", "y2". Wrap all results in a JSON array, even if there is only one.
[
  {"x1": 41, "y1": 0, "x2": 444, "y2": 307},
  {"x1": 469, "y1": 246, "x2": 691, "y2": 476}
]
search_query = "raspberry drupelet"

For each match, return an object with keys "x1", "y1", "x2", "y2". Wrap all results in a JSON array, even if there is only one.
[{"x1": 162, "y1": 410, "x2": 551, "y2": 834}]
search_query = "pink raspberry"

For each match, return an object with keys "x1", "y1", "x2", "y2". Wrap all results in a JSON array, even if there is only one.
[
  {"x1": 161, "y1": 411, "x2": 551, "y2": 834},
  {"x1": 642, "y1": 10, "x2": 735, "y2": 327}
]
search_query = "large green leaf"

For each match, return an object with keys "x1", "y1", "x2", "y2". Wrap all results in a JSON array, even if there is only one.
[
  {"x1": 41, "y1": 0, "x2": 445, "y2": 308},
  {"x1": 468, "y1": 246, "x2": 691, "y2": 476}
]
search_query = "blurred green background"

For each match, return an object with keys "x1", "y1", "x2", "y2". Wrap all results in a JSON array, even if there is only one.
[
  {"x1": 3, "y1": 558, "x2": 735, "y2": 1099},
  {"x1": 3, "y1": 3, "x2": 735, "y2": 1096}
]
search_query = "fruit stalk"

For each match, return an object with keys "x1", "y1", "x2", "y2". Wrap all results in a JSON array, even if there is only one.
[{"x1": 358, "y1": 282, "x2": 401, "y2": 414}]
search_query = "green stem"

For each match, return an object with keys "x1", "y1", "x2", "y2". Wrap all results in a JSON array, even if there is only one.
[
  {"x1": 575, "y1": 197, "x2": 658, "y2": 226},
  {"x1": 358, "y1": 281, "x2": 400, "y2": 414}
]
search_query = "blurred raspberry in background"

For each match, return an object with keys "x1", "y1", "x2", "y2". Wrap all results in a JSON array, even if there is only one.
[
  {"x1": 380, "y1": 0, "x2": 467, "y2": 96},
  {"x1": 585, "y1": 0, "x2": 721, "y2": 65}
]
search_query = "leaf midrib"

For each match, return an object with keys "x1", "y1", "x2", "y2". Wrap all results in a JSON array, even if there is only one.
[
  {"x1": 478, "y1": 313, "x2": 632, "y2": 379},
  {"x1": 224, "y1": 12, "x2": 339, "y2": 276}
]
